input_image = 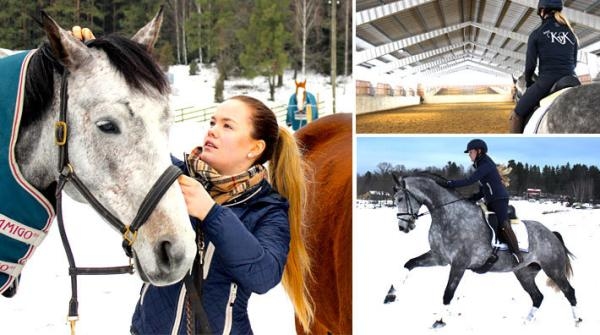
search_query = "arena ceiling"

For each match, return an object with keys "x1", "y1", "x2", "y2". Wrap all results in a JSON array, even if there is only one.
[{"x1": 356, "y1": 0, "x2": 600, "y2": 78}]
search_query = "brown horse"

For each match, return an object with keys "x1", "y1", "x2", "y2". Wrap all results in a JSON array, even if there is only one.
[{"x1": 294, "y1": 113, "x2": 352, "y2": 334}]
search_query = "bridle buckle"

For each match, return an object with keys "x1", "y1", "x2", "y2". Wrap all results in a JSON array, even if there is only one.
[{"x1": 55, "y1": 121, "x2": 68, "y2": 146}]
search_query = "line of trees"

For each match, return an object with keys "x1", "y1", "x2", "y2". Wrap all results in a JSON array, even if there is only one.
[
  {"x1": 358, "y1": 160, "x2": 600, "y2": 203},
  {"x1": 0, "y1": 0, "x2": 352, "y2": 102}
]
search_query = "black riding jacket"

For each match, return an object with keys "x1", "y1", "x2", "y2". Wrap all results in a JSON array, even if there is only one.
[{"x1": 525, "y1": 15, "x2": 578, "y2": 87}]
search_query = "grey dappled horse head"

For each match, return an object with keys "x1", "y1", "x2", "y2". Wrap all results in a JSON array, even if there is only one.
[
  {"x1": 14, "y1": 10, "x2": 195, "y2": 285},
  {"x1": 391, "y1": 173, "x2": 581, "y2": 327}
]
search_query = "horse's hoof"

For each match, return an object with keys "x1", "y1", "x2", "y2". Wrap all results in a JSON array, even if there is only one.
[
  {"x1": 575, "y1": 318, "x2": 583, "y2": 327},
  {"x1": 383, "y1": 284, "x2": 397, "y2": 304},
  {"x1": 432, "y1": 319, "x2": 446, "y2": 329}
]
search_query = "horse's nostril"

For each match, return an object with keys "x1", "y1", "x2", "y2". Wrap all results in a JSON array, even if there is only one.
[{"x1": 156, "y1": 240, "x2": 184, "y2": 272}]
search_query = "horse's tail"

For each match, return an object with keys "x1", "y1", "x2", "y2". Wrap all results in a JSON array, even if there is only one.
[{"x1": 547, "y1": 231, "x2": 575, "y2": 291}]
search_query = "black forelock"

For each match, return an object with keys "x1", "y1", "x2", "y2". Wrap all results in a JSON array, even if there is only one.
[
  {"x1": 21, "y1": 35, "x2": 168, "y2": 129},
  {"x1": 86, "y1": 35, "x2": 169, "y2": 95}
]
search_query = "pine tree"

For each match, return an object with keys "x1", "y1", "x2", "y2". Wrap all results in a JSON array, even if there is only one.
[{"x1": 238, "y1": 0, "x2": 291, "y2": 101}]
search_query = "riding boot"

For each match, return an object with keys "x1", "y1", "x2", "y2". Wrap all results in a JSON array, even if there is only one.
[
  {"x1": 500, "y1": 222, "x2": 523, "y2": 263},
  {"x1": 509, "y1": 111, "x2": 523, "y2": 133}
]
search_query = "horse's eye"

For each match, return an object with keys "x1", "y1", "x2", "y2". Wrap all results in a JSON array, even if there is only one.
[{"x1": 96, "y1": 120, "x2": 120, "y2": 134}]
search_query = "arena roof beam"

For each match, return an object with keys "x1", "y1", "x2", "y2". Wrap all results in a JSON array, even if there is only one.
[
  {"x1": 471, "y1": 22, "x2": 528, "y2": 43},
  {"x1": 425, "y1": 55, "x2": 520, "y2": 76},
  {"x1": 470, "y1": 42, "x2": 526, "y2": 61},
  {"x1": 356, "y1": 0, "x2": 435, "y2": 25},
  {"x1": 356, "y1": 22, "x2": 470, "y2": 64},
  {"x1": 512, "y1": 0, "x2": 600, "y2": 30},
  {"x1": 428, "y1": 61, "x2": 514, "y2": 78},
  {"x1": 377, "y1": 43, "x2": 467, "y2": 74},
  {"x1": 396, "y1": 52, "x2": 520, "y2": 78}
]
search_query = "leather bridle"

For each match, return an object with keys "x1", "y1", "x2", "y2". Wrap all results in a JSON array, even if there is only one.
[{"x1": 53, "y1": 69, "x2": 183, "y2": 334}]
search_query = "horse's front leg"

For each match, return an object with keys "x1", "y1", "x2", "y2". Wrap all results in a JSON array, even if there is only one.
[
  {"x1": 432, "y1": 264, "x2": 467, "y2": 329},
  {"x1": 384, "y1": 250, "x2": 445, "y2": 304}
]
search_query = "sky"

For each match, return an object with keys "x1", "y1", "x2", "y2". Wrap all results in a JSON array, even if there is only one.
[{"x1": 356, "y1": 136, "x2": 600, "y2": 174}]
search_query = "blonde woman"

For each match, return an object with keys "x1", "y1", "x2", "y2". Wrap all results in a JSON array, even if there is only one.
[
  {"x1": 509, "y1": 0, "x2": 578, "y2": 132},
  {"x1": 130, "y1": 96, "x2": 313, "y2": 334}
]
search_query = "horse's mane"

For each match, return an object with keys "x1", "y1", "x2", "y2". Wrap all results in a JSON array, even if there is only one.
[
  {"x1": 22, "y1": 35, "x2": 168, "y2": 129},
  {"x1": 409, "y1": 171, "x2": 464, "y2": 199}
]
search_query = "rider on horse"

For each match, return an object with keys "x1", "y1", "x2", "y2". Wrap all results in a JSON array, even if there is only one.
[
  {"x1": 509, "y1": 0, "x2": 578, "y2": 133},
  {"x1": 445, "y1": 139, "x2": 522, "y2": 263}
]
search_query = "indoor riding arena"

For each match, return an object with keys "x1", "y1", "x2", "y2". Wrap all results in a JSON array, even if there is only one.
[
  {"x1": 355, "y1": 0, "x2": 600, "y2": 134},
  {"x1": 357, "y1": 100, "x2": 514, "y2": 134}
]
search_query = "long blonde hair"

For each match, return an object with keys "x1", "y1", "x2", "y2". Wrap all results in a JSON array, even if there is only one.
[
  {"x1": 232, "y1": 95, "x2": 314, "y2": 330},
  {"x1": 270, "y1": 127, "x2": 314, "y2": 331},
  {"x1": 553, "y1": 11, "x2": 579, "y2": 44}
]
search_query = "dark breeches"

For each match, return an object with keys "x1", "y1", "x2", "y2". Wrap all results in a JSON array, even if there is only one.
[
  {"x1": 487, "y1": 198, "x2": 509, "y2": 226},
  {"x1": 514, "y1": 76, "x2": 560, "y2": 118}
]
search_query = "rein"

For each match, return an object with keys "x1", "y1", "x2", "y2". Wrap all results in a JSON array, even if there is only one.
[
  {"x1": 52, "y1": 70, "x2": 183, "y2": 334},
  {"x1": 396, "y1": 187, "x2": 465, "y2": 221}
]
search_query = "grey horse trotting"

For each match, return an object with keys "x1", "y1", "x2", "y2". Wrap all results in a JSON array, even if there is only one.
[{"x1": 392, "y1": 173, "x2": 581, "y2": 327}]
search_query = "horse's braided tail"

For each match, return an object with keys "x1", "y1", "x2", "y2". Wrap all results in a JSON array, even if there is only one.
[{"x1": 547, "y1": 231, "x2": 575, "y2": 291}]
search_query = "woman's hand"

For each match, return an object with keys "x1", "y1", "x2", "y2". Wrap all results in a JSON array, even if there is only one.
[
  {"x1": 178, "y1": 175, "x2": 216, "y2": 220},
  {"x1": 70, "y1": 26, "x2": 95, "y2": 42}
]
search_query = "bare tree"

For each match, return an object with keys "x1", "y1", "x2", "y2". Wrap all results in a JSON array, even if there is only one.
[
  {"x1": 294, "y1": 0, "x2": 318, "y2": 78},
  {"x1": 173, "y1": 0, "x2": 181, "y2": 64},
  {"x1": 344, "y1": 0, "x2": 350, "y2": 77}
]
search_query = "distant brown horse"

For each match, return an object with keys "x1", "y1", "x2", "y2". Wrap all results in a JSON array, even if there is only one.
[{"x1": 294, "y1": 113, "x2": 352, "y2": 334}]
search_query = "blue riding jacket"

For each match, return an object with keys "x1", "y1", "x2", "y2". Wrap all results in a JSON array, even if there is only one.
[
  {"x1": 447, "y1": 154, "x2": 508, "y2": 203},
  {"x1": 525, "y1": 15, "x2": 578, "y2": 87},
  {"x1": 131, "y1": 157, "x2": 290, "y2": 335}
]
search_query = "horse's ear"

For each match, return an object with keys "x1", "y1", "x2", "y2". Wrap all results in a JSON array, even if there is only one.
[
  {"x1": 131, "y1": 5, "x2": 164, "y2": 53},
  {"x1": 41, "y1": 11, "x2": 92, "y2": 69},
  {"x1": 512, "y1": 74, "x2": 517, "y2": 84},
  {"x1": 392, "y1": 173, "x2": 402, "y2": 186}
]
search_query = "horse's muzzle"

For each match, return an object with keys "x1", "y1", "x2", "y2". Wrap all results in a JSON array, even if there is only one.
[{"x1": 397, "y1": 219, "x2": 416, "y2": 233}]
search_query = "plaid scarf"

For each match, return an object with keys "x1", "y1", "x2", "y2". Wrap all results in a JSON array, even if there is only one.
[{"x1": 185, "y1": 146, "x2": 267, "y2": 205}]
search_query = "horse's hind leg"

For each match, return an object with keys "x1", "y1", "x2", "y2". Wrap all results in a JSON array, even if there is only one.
[
  {"x1": 514, "y1": 264, "x2": 543, "y2": 322},
  {"x1": 543, "y1": 267, "x2": 582, "y2": 325}
]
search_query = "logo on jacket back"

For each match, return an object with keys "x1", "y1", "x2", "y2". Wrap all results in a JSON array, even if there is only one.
[{"x1": 543, "y1": 30, "x2": 575, "y2": 45}]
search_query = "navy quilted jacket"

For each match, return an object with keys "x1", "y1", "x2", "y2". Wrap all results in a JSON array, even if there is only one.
[
  {"x1": 525, "y1": 15, "x2": 578, "y2": 86},
  {"x1": 131, "y1": 157, "x2": 290, "y2": 335},
  {"x1": 447, "y1": 154, "x2": 509, "y2": 203}
]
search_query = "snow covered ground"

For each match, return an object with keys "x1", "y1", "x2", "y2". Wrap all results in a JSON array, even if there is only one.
[
  {"x1": 0, "y1": 194, "x2": 295, "y2": 334},
  {"x1": 168, "y1": 64, "x2": 355, "y2": 117},
  {"x1": 354, "y1": 200, "x2": 600, "y2": 335},
  {"x1": 0, "y1": 63, "x2": 353, "y2": 334}
]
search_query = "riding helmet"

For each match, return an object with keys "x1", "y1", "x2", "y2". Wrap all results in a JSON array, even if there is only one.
[
  {"x1": 538, "y1": 0, "x2": 563, "y2": 11},
  {"x1": 464, "y1": 139, "x2": 488, "y2": 154}
]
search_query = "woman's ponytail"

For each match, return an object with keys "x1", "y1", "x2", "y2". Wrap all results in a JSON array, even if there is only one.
[{"x1": 269, "y1": 126, "x2": 314, "y2": 331}]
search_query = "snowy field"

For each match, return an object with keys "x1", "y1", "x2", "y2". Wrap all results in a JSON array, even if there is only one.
[
  {"x1": 354, "y1": 200, "x2": 600, "y2": 335},
  {"x1": 0, "y1": 194, "x2": 295, "y2": 334},
  {"x1": 168, "y1": 64, "x2": 355, "y2": 117},
  {"x1": 0, "y1": 63, "x2": 353, "y2": 334}
]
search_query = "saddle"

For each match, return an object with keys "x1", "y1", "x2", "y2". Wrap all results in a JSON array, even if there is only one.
[
  {"x1": 479, "y1": 204, "x2": 529, "y2": 252},
  {"x1": 524, "y1": 75, "x2": 581, "y2": 133}
]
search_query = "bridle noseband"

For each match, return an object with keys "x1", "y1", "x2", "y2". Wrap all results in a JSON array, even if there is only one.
[
  {"x1": 53, "y1": 69, "x2": 183, "y2": 334},
  {"x1": 396, "y1": 188, "x2": 421, "y2": 223}
]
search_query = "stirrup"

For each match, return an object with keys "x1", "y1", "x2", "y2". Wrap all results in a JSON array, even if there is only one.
[{"x1": 511, "y1": 252, "x2": 523, "y2": 264}]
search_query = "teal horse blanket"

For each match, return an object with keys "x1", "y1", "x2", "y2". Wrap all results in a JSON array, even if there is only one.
[{"x1": 0, "y1": 50, "x2": 55, "y2": 295}]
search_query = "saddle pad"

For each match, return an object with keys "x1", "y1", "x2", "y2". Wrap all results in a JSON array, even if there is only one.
[
  {"x1": 491, "y1": 220, "x2": 529, "y2": 252},
  {"x1": 523, "y1": 87, "x2": 572, "y2": 134},
  {"x1": 0, "y1": 50, "x2": 55, "y2": 295}
]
